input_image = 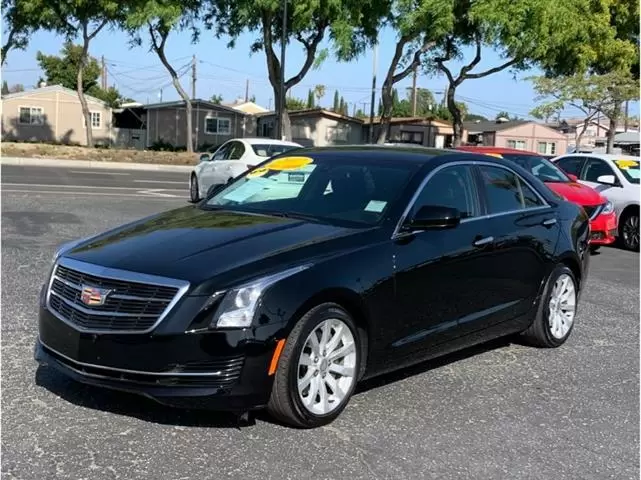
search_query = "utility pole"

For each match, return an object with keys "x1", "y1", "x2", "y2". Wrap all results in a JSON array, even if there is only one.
[
  {"x1": 245, "y1": 79, "x2": 249, "y2": 102},
  {"x1": 368, "y1": 42, "x2": 378, "y2": 143},
  {"x1": 277, "y1": 0, "x2": 288, "y2": 140},
  {"x1": 101, "y1": 55, "x2": 107, "y2": 90},
  {"x1": 191, "y1": 55, "x2": 197, "y2": 100},
  {"x1": 411, "y1": 65, "x2": 418, "y2": 116}
]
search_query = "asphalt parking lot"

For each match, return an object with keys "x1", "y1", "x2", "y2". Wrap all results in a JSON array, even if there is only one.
[{"x1": 2, "y1": 165, "x2": 639, "y2": 480}]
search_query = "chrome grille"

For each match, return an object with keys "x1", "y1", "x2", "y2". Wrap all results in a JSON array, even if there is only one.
[
  {"x1": 583, "y1": 204, "x2": 603, "y2": 221},
  {"x1": 46, "y1": 259, "x2": 188, "y2": 333}
]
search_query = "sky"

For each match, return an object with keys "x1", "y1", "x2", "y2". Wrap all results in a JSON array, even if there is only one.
[{"x1": 2, "y1": 22, "x2": 638, "y2": 121}]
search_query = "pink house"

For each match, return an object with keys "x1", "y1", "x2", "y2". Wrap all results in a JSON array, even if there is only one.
[{"x1": 463, "y1": 119, "x2": 569, "y2": 155}]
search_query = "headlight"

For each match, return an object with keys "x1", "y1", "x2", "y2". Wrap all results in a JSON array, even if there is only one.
[
  {"x1": 601, "y1": 200, "x2": 614, "y2": 215},
  {"x1": 210, "y1": 265, "x2": 310, "y2": 328}
]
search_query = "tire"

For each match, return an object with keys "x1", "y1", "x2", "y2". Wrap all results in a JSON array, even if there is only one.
[
  {"x1": 619, "y1": 208, "x2": 640, "y2": 251},
  {"x1": 520, "y1": 264, "x2": 578, "y2": 348},
  {"x1": 189, "y1": 174, "x2": 200, "y2": 203},
  {"x1": 267, "y1": 303, "x2": 361, "y2": 428}
]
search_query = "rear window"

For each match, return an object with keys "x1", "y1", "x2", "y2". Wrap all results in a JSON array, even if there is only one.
[{"x1": 250, "y1": 144, "x2": 300, "y2": 157}]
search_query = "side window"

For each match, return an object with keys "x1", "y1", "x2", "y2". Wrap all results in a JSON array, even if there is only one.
[
  {"x1": 583, "y1": 158, "x2": 616, "y2": 183},
  {"x1": 228, "y1": 142, "x2": 245, "y2": 160},
  {"x1": 212, "y1": 143, "x2": 231, "y2": 161},
  {"x1": 556, "y1": 156, "x2": 585, "y2": 176},
  {"x1": 478, "y1": 165, "x2": 544, "y2": 215},
  {"x1": 412, "y1": 165, "x2": 480, "y2": 219}
]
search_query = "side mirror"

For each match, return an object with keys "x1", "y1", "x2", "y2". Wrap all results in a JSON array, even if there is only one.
[
  {"x1": 407, "y1": 205, "x2": 461, "y2": 230},
  {"x1": 199, "y1": 154, "x2": 210, "y2": 162},
  {"x1": 567, "y1": 173, "x2": 578, "y2": 182},
  {"x1": 597, "y1": 174, "x2": 616, "y2": 185}
]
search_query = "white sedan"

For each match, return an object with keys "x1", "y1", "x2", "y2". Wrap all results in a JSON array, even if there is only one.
[
  {"x1": 189, "y1": 138, "x2": 302, "y2": 202},
  {"x1": 552, "y1": 153, "x2": 640, "y2": 251}
]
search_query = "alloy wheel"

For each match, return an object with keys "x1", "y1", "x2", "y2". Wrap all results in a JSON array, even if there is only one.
[
  {"x1": 548, "y1": 273, "x2": 576, "y2": 340},
  {"x1": 622, "y1": 214, "x2": 639, "y2": 250},
  {"x1": 297, "y1": 318, "x2": 357, "y2": 416}
]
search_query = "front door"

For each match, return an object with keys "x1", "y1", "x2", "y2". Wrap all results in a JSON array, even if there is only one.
[
  {"x1": 201, "y1": 141, "x2": 232, "y2": 192},
  {"x1": 390, "y1": 164, "x2": 502, "y2": 364}
]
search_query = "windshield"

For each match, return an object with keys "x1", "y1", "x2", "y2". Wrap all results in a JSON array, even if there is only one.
[
  {"x1": 202, "y1": 154, "x2": 419, "y2": 227},
  {"x1": 500, "y1": 153, "x2": 570, "y2": 183},
  {"x1": 250, "y1": 144, "x2": 300, "y2": 158},
  {"x1": 613, "y1": 159, "x2": 640, "y2": 184}
]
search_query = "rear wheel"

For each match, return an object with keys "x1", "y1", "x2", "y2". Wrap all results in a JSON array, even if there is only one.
[
  {"x1": 619, "y1": 209, "x2": 639, "y2": 251},
  {"x1": 267, "y1": 303, "x2": 361, "y2": 428},
  {"x1": 189, "y1": 174, "x2": 199, "y2": 203},
  {"x1": 521, "y1": 264, "x2": 577, "y2": 348}
]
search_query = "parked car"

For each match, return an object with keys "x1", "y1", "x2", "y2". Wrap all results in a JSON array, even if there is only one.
[
  {"x1": 190, "y1": 138, "x2": 302, "y2": 202},
  {"x1": 551, "y1": 153, "x2": 640, "y2": 251},
  {"x1": 35, "y1": 146, "x2": 590, "y2": 428},
  {"x1": 457, "y1": 146, "x2": 617, "y2": 252}
]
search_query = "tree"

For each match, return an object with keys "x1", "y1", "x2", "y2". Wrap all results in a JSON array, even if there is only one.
[
  {"x1": 375, "y1": 0, "x2": 454, "y2": 142},
  {"x1": 285, "y1": 96, "x2": 307, "y2": 111},
  {"x1": 355, "y1": 108, "x2": 366, "y2": 118},
  {"x1": 333, "y1": 90, "x2": 340, "y2": 111},
  {"x1": 1, "y1": 80, "x2": 9, "y2": 95},
  {"x1": 207, "y1": 0, "x2": 383, "y2": 139},
  {"x1": 494, "y1": 111, "x2": 512, "y2": 121},
  {"x1": 1, "y1": 0, "x2": 57, "y2": 65},
  {"x1": 313, "y1": 84, "x2": 326, "y2": 107},
  {"x1": 37, "y1": 43, "x2": 126, "y2": 108},
  {"x1": 125, "y1": 0, "x2": 201, "y2": 152},
  {"x1": 465, "y1": 113, "x2": 488, "y2": 122},
  {"x1": 431, "y1": 0, "x2": 631, "y2": 147},
  {"x1": 306, "y1": 89, "x2": 315, "y2": 108},
  {"x1": 211, "y1": 93, "x2": 223, "y2": 104}
]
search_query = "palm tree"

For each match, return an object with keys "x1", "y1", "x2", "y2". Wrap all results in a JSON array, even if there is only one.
[{"x1": 313, "y1": 85, "x2": 326, "y2": 107}]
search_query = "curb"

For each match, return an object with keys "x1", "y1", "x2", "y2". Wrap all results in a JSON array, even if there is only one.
[{"x1": 0, "y1": 156, "x2": 195, "y2": 172}]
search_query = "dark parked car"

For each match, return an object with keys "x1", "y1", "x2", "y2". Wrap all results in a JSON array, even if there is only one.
[{"x1": 35, "y1": 146, "x2": 590, "y2": 428}]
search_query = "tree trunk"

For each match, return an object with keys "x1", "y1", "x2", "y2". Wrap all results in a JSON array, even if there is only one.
[
  {"x1": 376, "y1": 81, "x2": 394, "y2": 144},
  {"x1": 446, "y1": 85, "x2": 463, "y2": 147},
  {"x1": 78, "y1": 34, "x2": 93, "y2": 147},
  {"x1": 606, "y1": 101, "x2": 621, "y2": 154}
]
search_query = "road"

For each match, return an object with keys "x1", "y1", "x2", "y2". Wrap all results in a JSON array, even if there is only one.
[{"x1": 2, "y1": 165, "x2": 639, "y2": 480}]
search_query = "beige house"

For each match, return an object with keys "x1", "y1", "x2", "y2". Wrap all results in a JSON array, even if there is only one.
[
  {"x1": 1, "y1": 84, "x2": 113, "y2": 146},
  {"x1": 364, "y1": 117, "x2": 457, "y2": 147},
  {"x1": 145, "y1": 99, "x2": 255, "y2": 150},
  {"x1": 256, "y1": 109, "x2": 364, "y2": 146},
  {"x1": 463, "y1": 119, "x2": 568, "y2": 155}
]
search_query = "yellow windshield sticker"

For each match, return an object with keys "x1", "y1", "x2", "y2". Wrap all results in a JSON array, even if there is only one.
[
  {"x1": 264, "y1": 156, "x2": 314, "y2": 171},
  {"x1": 485, "y1": 153, "x2": 503, "y2": 158},
  {"x1": 615, "y1": 159, "x2": 638, "y2": 169},
  {"x1": 246, "y1": 166, "x2": 270, "y2": 178}
]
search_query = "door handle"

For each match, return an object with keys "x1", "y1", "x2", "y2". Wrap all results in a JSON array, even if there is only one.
[
  {"x1": 473, "y1": 236, "x2": 494, "y2": 247},
  {"x1": 542, "y1": 218, "x2": 557, "y2": 227}
]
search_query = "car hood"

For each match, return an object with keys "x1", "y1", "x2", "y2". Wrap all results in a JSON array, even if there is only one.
[
  {"x1": 545, "y1": 181, "x2": 604, "y2": 205},
  {"x1": 63, "y1": 206, "x2": 367, "y2": 285}
]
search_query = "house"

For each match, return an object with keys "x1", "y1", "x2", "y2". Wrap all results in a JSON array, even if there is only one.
[
  {"x1": 256, "y1": 109, "x2": 364, "y2": 146},
  {"x1": 225, "y1": 100, "x2": 270, "y2": 115},
  {"x1": 463, "y1": 119, "x2": 568, "y2": 155},
  {"x1": 548, "y1": 116, "x2": 639, "y2": 152},
  {"x1": 144, "y1": 99, "x2": 255, "y2": 150},
  {"x1": 1, "y1": 84, "x2": 113, "y2": 146},
  {"x1": 363, "y1": 117, "x2": 458, "y2": 147}
]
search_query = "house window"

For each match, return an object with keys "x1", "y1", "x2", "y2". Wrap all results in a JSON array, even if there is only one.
[
  {"x1": 260, "y1": 121, "x2": 274, "y2": 137},
  {"x1": 537, "y1": 142, "x2": 557, "y2": 155},
  {"x1": 90, "y1": 111, "x2": 102, "y2": 128},
  {"x1": 507, "y1": 139, "x2": 527, "y2": 150},
  {"x1": 205, "y1": 117, "x2": 231, "y2": 135},
  {"x1": 326, "y1": 125, "x2": 349, "y2": 143},
  {"x1": 18, "y1": 106, "x2": 44, "y2": 125},
  {"x1": 400, "y1": 131, "x2": 424, "y2": 144},
  {"x1": 291, "y1": 124, "x2": 309, "y2": 139}
]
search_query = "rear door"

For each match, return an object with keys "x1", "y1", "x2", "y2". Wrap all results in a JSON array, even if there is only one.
[
  {"x1": 201, "y1": 141, "x2": 232, "y2": 191},
  {"x1": 473, "y1": 163, "x2": 559, "y2": 328},
  {"x1": 210, "y1": 141, "x2": 246, "y2": 186}
]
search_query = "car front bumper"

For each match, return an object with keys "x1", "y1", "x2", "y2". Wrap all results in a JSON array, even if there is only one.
[
  {"x1": 589, "y1": 211, "x2": 617, "y2": 245},
  {"x1": 35, "y1": 305, "x2": 283, "y2": 411}
]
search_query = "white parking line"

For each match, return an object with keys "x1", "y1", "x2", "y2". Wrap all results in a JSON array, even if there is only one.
[
  {"x1": 2, "y1": 189, "x2": 184, "y2": 199},
  {"x1": 69, "y1": 170, "x2": 130, "y2": 176},
  {"x1": 133, "y1": 179, "x2": 186, "y2": 184},
  {"x1": 2, "y1": 182, "x2": 183, "y2": 191}
]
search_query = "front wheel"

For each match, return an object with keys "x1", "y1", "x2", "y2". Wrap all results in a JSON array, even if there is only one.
[
  {"x1": 520, "y1": 264, "x2": 578, "y2": 348},
  {"x1": 619, "y1": 209, "x2": 639, "y2": 251},
  {"x1": 267, "y1": 303, "x2": 361, "y2": 428}
]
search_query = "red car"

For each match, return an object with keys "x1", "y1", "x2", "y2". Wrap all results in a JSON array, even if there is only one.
[{"x1": 457, "y1": 146, "x2": 617, "y2": 250}]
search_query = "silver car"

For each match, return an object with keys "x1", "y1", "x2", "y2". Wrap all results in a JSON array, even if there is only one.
[{"x1": 552, "y1": 153, "x2": 640, "y2": 251}]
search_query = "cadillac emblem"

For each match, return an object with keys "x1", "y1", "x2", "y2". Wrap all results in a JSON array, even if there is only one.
[{"x1": 80, "y1": 285, "x2": 112, "y2": 306}]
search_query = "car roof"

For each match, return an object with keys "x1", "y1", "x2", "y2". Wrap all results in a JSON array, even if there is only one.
[
  {"x1": 555, "y1": 153, "x2": 640, "y2": 162},
  {"x1": 240, "y1": 138, "x2": 302, "y2": 146},
  {"x1": 456, "y1": 146, "x2": 541, "y2": 155}
]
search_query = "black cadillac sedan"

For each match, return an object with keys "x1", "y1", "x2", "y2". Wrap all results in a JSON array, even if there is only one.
[{"x1": 35, "y1": 146, "x2": 590, "y2": 428}]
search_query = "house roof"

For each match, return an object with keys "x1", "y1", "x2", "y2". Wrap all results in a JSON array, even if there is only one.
[
  {"x1": 362, "y1": 116, "x2": 454, "y2": 127},
  {"x1": 0, "y1": 84, "x2": 108, "y2": 106},
  {"x1": 257, "y1": 108, "x2": 364, "y2": 124},
  {"x1": 463, "y1": 119, "x2": 531, "y2": 133},
  {"x1": 614, "y1": 131, "x2": 641, "y2": 144},
  {"x1": 224, "y1": 101, "x2": 269, "y2": 114},
  {"x1": 144, "y1": 99, "x2": 248, "y2": 115}
]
